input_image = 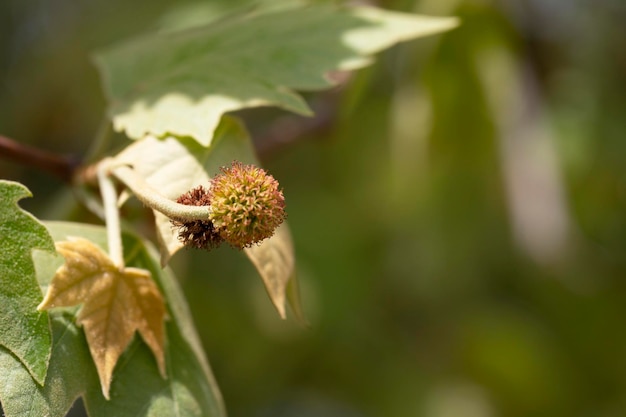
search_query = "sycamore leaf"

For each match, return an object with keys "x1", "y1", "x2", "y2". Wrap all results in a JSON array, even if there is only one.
[
  {"x1": 1, "y1": 221, "x2": 225, "y2": 417},
  {"x1": 244, "y1": 223, "x2": 304, "y2": 322},
  {"x1": 37, "y1": 237, "x2": 166, "y2": 400},
  {"x1": 94, "y1": 4, "x2": 459, "y2": 146},
  {"x1": 0, "y1": 313, "x2": 97, "y2": 417},
  {"x1": 0, "y1": 180, "x2": 54, "y2": 384},
  {"x1": 286, "y1": 265, "x2": 307, "y2": 326}
]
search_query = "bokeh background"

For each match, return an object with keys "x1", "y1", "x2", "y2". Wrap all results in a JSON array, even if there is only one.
[{"x1": 2, "y1": 0, "x2": 626, "y2": 416}]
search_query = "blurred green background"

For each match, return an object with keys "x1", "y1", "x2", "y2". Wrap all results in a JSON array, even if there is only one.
[{"x1": 2, "y1": 0, "x2": 626, "y2": 416}]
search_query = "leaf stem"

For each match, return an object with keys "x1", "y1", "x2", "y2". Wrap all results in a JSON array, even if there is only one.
[
  {"x1": 98, "y1": 159, "x2": 124, "y2": 267},
  {"x1": 111, "y1": 164, "x2": 210, "y2": 222}
]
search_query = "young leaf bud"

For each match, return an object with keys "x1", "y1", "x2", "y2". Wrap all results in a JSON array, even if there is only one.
[{"x1": 209, "y1": 161, "x2": 286, "y2": 249}]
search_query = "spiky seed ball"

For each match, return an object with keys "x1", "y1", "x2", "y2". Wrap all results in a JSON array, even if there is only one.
[
  {"x1": 209, "y1": 161, "x2": 286, "y2": 249},
  {"x1": 173, "y1": 185, "x2": 223, "y2": 250}
]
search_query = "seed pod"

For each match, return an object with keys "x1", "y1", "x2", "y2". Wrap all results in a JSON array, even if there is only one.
[
  {"x1": 209, "y1": 161, "x2": 286, "y2": 249},
  {"x1": 173, "y1": 185, "x2": 223, "y2": 250}
]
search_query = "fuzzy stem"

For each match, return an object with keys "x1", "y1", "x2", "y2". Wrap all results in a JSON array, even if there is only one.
[
  {"x1": 111, "y1": 164, "x2": 210, "y2": 222},
  {"x1": 98, "y1": 159, "x2": 124, "y2": 267}
]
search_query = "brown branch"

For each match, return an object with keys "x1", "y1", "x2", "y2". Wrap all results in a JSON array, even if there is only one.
[{"x1": 0, "y1": 135, "x2": 80, "y2": 183}]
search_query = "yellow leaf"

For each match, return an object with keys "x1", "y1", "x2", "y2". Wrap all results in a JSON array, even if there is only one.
[{"x1": 37, "y1": 237, "x2": 167, "y2": 399}]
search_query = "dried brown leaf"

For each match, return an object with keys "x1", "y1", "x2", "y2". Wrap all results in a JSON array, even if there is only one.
[{"x1": 37, "y1": 237, "x2": 167, "y2": 399}]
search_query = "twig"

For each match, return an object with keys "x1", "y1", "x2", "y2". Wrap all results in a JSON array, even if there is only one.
[{"x1": 0, "y1": 134, "x2": 79, "y2": 183}]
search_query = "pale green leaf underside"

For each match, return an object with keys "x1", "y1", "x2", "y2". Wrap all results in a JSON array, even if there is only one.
[
  {"x1": 0, "y1": 221, "x2": 225, "y2": 417},
  {"x1": 244, "y1": 223, "x2": 297, "y2": 320},
  {"x1": 94, "y1": 5, "x2": 458, "y2": 146},
  {"x1": 113, "y1": 117, "x2": 304, "y2": 319},
  {"x1": 0, "y1": 180, "x2": 54, "y2": 385}
]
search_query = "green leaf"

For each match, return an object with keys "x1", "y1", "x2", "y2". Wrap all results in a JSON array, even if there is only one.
[
  {"x1": 0, "y1": 313, "x2": 96, "y2": 417},
  {"x1": 0, "y1": 221, "x2": 226, "y2": 417},
  {"x1": 0, "y1": 180, "x2": 54, "y2": 385},
  {"x1": 94, "y1": 4, "x2": 458, "y2": 145}
]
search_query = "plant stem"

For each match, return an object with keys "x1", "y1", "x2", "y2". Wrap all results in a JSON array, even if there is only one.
[
  {"x1": 0, "y1": 134, "x2": 78, "y2": 183},
  {"x1": 98, "y1": 159, "x2": 124, "y2": 267},
  {"x1": 111, "y1": 164, "x2": 210, "y2": 222}
]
